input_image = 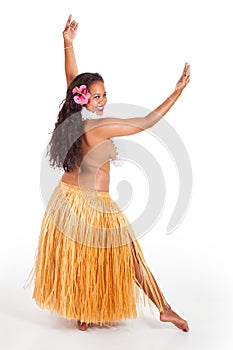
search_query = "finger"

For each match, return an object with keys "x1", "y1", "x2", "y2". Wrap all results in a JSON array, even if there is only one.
[
  {"x1": 63, "y1": 14, "x2": 72, "y2": 32},
  {"x1": 70, "y1": 20, "x2": 77, "y2": 28},
  {"x1": 70, "y1": 21, "x2": 78, "y2": 32},
  {"x1": 183, "y1": 62, "x2": 189, "y2": 76},
  {"x1": 182, "y1": 64, "x2": 186, "y2": 74},
  {"x1": 185, "y1": 73, "x2": 190, "y2": 84},
  {"x1": 66, "y1": 14, "x2": 72, "y2": 26}
]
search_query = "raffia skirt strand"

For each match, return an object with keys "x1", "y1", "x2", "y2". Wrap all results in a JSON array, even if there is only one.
[{"x1": 29, "y1": 180, "x2": 168, "y2": 326}]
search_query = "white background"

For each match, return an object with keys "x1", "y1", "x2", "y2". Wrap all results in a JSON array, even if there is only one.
[{"x1": 0, "y1": 0, "x2": 233, "y2": 349}]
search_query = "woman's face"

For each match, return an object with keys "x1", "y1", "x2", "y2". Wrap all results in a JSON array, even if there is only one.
[{"x1": 86, "y1": 81, "x2": 107, "y2": 115}]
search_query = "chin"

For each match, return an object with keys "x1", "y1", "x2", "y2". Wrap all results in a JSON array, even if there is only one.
[{"x1": 96, "y1": 109, "x2": 104, "y2": 116}]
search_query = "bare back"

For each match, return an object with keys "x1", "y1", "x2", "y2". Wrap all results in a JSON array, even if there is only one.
[{"x1": 61, "y1": 120, "x2": 117, "y2": 191}]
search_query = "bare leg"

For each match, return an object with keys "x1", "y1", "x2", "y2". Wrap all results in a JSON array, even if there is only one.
[
  {"x1": 76, "y1": 242, "x2": 189, "y2": 332},
  {"x1": 130, "y1": 243, "x2": 189, "y2": 332}
]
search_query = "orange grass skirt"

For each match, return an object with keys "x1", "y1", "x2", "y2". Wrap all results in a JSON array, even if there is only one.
[{"x1": 30, "y1": 180, "x2": 156, "y2": 325}]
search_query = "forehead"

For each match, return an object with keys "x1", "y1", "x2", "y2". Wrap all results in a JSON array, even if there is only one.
[{"x1": 89, "y1": 81, "x2": 105, "y2": 94}]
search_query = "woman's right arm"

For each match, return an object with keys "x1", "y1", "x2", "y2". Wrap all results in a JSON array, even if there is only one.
[
  {"x1": 89, "y1": 63, "x2": 190, "y2": 138},
  {"x1": 63, "y1": 15, "x2": 79, "y2": 87}
]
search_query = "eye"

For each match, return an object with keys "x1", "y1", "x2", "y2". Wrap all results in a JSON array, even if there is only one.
[{"x1": 93, "y1": 95, "x2": 100, "y2": 99}]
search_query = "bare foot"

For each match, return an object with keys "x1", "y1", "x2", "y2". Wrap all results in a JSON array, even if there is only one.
[
  {"x1": 77, "y1": 320, "x2": 89, "y2": 331},
  {"x1": 160, "y1": 306, "x2": 189, "y2": 332}
]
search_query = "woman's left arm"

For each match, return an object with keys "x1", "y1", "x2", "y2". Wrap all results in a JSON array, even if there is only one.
[{"x1": 63, "y1": 15, "x2": 79, "y2": 87}]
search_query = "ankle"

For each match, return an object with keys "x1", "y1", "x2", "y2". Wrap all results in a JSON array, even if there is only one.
[{"x1": 160, "y1": 304, "x2": 171, "y2": 313}]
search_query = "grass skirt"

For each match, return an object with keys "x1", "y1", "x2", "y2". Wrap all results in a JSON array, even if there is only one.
[{"x1": 31, "y1": 181, "x2": 159, "y2": 325}]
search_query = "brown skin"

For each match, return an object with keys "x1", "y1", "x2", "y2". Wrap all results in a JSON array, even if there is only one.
[
  {"x1": 61, "y1": 15, "x2": 190, "y2": 332},
  {"x1": 63, "y1": 14, "x2": 78, "y2": 86},
  {"x1": 61, "y1": 69, "x2": 190, "y2": 193}
]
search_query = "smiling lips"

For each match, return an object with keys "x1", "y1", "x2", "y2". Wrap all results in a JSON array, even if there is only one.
[{"x1": 96, "y1": 106, "x2": 104, "y2": 112}]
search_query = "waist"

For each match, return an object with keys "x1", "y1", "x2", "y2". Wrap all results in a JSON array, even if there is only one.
[
  {"x1": 61, "y1": 170, "x2": 110, "y2": 193},
  {"x1": 60, "y1": 180, "x2": 110, "y2": 196}
]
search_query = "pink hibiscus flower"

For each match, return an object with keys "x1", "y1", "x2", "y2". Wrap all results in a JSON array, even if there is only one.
[{"x1": 72, "y1": 85, "x2": 91, "y2": 105}]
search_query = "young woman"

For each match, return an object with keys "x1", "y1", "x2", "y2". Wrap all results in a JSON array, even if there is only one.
[{"x1": 31, "y1": 15, "x2": 190, "y2": 332}]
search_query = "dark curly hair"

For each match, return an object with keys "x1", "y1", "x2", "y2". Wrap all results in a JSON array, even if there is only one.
[{"x1": 47, "y1": 72, "x2": 104, "y2": 172}]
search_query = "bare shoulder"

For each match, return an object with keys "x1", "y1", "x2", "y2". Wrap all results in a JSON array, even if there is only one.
[
  {"x1": 83, "y1": 118, "x2": 114, "y2": 135},
  {"x1": 83, "y1": 116, "x2": 142, "y2": 139}
]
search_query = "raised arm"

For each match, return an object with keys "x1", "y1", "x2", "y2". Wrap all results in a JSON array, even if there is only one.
[
  {"x1": 63, "y1": 15, "x2": 79, "y2": 87},
  {"x1": 88, "y1": 63, "x2": 190, "y2": 138}
]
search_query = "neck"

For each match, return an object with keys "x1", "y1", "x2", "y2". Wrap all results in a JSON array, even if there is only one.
[{"x1": 81, "y1": 107, "x2": 104, "y2": 121}]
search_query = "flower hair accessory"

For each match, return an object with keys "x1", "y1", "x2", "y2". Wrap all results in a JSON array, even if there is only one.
[{"x1": 72, "y1": 85, "x2": 91, "y2": 105}]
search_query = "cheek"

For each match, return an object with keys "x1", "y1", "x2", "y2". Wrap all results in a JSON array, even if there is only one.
[{"x1": 88, "y1": 98, "x2": 98, "y2": 107}]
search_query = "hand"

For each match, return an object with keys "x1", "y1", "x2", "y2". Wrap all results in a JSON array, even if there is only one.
[
  {"x1": 175, "y1": 62, "x2": 190, "y2": 91},
  {"x1": 63, "y1": 14, "x2": 78, "y2": 43}
]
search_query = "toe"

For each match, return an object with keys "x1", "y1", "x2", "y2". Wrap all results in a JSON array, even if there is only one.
[{"x1": 77, "y1": 321, "x2": 89, "y2": 331}]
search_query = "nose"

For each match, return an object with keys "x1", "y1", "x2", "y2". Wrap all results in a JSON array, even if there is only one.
[{"x1": 99, "y1": 95, "x2": 107, "y2": 105}]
